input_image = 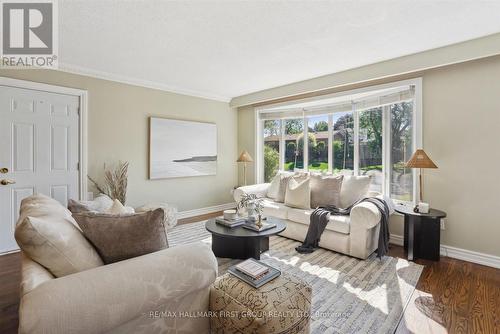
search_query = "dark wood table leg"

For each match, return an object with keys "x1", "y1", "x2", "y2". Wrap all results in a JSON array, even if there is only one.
[{"x1": 407, "y1": 216, "x2": 414, "y2": 261}]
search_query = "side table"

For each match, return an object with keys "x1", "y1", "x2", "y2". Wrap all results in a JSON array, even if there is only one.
[{"x1": 395, "y1": 205, "x2": 446, "y2": 261}]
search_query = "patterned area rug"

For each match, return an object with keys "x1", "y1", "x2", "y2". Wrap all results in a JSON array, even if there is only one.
[{"x1": 168, "y1": 221, "x2": 423, "y2": 334}]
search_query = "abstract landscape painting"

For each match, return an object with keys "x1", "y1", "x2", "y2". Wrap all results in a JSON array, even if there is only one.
[{"x1": 150, "y1": 117, "x2": 217, "y2": 179}]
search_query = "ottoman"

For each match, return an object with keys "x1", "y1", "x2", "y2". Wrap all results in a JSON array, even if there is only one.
[{"x1": 210, "y1": 272, "x2": 312, "y2": 334}]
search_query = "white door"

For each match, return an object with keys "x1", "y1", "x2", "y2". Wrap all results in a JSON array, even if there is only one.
[{"x1": 0, "y1": 85, "x2": 80, "y2": 253}]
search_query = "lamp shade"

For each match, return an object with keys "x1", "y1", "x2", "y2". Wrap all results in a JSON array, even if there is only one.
[
  {"x1": 405, "y1": 149, "x2": 437, "y2": 169},
  {"x1": 237, "y1": 150, "x2": 253, "y2": 163}
]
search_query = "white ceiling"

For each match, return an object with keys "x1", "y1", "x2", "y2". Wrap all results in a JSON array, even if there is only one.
[{"x1": 59, "y1": 1, "x2": 500, "y2": 102}]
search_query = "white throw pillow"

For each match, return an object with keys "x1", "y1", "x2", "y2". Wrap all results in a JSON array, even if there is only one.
[
  {"x1": 285, "y1": 177, "x2": 311, "y2": 209},
  {"x1": 266, "y1": 173, "x2": 281, "y2": 199},
  {"x1": 340, "y1": 175, "x2": 371, "y2": 208},
  {"x1": 106, "y1": 199, "x2": 135, "y2": 215},
  {"x1": 68, "y1": 194, "x2": 114, "y2": 214},
  {"x1": 269, "y1": 171, "x2": 294, "y2": 202}
]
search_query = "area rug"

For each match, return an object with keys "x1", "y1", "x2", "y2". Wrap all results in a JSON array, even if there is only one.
[{"x1": 168, "y1": 221, "x2": 423, "y2": 334}]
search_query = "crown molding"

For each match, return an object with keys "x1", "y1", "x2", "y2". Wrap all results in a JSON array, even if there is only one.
[{"x1": 57, "y1": 62, "x2": 231, "y2": 103}]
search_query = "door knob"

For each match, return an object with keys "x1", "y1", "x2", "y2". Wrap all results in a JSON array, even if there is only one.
[
  {"x1": 0, "y1": 179, "x2": 15, "y2": 185},
  {"x1": 0, "y1": 168, "x2": 8, "y2": 174}
]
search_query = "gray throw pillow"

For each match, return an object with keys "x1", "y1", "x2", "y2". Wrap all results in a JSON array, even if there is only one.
[
  {"x1": 310, "y1": 174, "x2": 344, "y2": 208},
  {"x1": 73, "y1": 209, "x2": 167, "y2": 264}
]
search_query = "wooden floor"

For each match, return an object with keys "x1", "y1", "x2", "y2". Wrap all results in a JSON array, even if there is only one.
[{"x1": 1, "y1": 213, "x2": 498, "y2": 333}]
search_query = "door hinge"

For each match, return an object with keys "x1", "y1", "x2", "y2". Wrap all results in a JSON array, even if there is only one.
[
  {"x1": 77, "y1": 162, "x2": 80, "y2": 171},
  {"x1": 76, "y1": 107, "x2": 80, "y2": 116}
]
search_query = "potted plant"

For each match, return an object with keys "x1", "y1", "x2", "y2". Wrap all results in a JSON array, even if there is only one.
[{"x1": 237, "y1": 193, "x2": 264, "y2": 228}]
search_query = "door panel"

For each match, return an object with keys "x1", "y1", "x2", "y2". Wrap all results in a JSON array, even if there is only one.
[
  {"x1": 13, "y1": 123, "x2": 35, "y2": 172},
  {"x1": 50, "y1": 125, "x2": 69, "y2": 171},
  {"x1": 0, "y1": 85, "x2": 80, "y2": 253}
]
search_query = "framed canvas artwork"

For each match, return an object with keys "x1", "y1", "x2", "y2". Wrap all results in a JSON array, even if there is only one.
[{"x1": 149, "y1": 117, "x2": 217, "y2": 179}]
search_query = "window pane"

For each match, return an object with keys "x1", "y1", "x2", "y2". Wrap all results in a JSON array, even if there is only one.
[
  {"x1": 332, "y1": 112, "x2": 354, "y2": 174},
  {"x1": 284, "y1": 119, "x2": 304, "y2": 171},
  {"x1": 307, "y1": 116, "x2": 328, "y2": 172},
  {"x1": 359, "y1": 107, "x2": 383, "y2": 192},
  {"x1": 390, "y1": 102, "x2": 414, "y2": 201},
  {"x1": 263, "y1": 120, "x2": 280, "y2": 182}
]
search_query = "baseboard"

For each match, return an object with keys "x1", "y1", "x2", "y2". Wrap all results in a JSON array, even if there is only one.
[
  {"x1": 389, "y1": 234, "x2": 404, "y2": 246},
  {"x1": 439, "y1": 244, "x2": 500, "y2": 269},
  {"x1": 390, "y1": 233, "x2": 500, "y2": 269},
  {"x1": 177, "y1": 202, "x2": 236, "y2": 220},
  {"x1": 0, "y1": 249, "x2": 20, "y2": 256}
]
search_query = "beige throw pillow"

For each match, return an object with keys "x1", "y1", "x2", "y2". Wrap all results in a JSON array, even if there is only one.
[
  {"x1": 73, "y1": 209, "x2": 167, "y2": 264},
  {"x1": 15, "y1": 194, "x2": 104, "y2": 277},
  {"x1": 340, "y1": 175, "x2": 371, "y2": 208},
  {"x1": 285, "y1": 177, "x2": 311, "y2": 209},
  {"x1": 105, "y1": 199, "x2": 135, "y2": 215},
  {"x1": 310, "y1": 174, "x2": 344, "y2": 208},
  {"x1": 275, "y1": 174, "x2": 294, "y2": 203},
  {"x1": 266, "y1": 173, "x2": 281, "y2": 199}
]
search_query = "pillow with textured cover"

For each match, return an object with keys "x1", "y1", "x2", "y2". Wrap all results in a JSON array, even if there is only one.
[
  {"x1": 73, "y1": 209, "x2": 167, "y2": 264},
  {"x1": 310, "y1": 174, "x2": 344, "y2": 208}
]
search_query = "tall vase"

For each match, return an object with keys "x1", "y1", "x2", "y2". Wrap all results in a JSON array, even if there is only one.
[{"x1": 246, "y1": 203, "x2": 256, "y2": 221}]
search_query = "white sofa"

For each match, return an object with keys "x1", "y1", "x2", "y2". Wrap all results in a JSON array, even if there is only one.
[
  {"x1": 234, "y1": 179, "x2": 387, "y2": 259},
  {"x1": 15, "y1": 195, "x2": 218, "y2": 334}
]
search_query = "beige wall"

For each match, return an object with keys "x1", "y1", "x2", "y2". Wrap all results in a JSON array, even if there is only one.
[
  {"x1": 0, "y1": 69, "x2": 238, "y2": 211},
  {"x1": 238, "y1": 55, "x2": 500, "y2": 257}
]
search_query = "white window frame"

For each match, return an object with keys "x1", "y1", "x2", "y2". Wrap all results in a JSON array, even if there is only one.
[{"x1": 256, "y1": 78, "x2": 422, "y2": 203}]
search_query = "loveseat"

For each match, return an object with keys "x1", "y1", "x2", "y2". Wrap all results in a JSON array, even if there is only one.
[
  {"x1": 234, "y1": 173, "x2": 391, "y2": 259},
  {"x1": 15, "y1": 194, "x2": 218, "y2": 334}
]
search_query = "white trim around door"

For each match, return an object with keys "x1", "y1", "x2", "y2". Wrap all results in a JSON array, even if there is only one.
[{"x1": 0, "y1": 77, "x2": 89, "y2": 200}]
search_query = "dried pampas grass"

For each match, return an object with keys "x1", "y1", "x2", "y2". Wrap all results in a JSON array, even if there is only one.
[{"x1": 88, "y1": 161, "x2": 129, "y2": 204}]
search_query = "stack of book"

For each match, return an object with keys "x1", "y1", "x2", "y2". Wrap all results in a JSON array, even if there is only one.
[
  {"x1": 242, "y1": 221, "x2": 276, "y2": 232},
  {"x1": 228, "y1": 258, "x2": 281, "y2": 288},
  {"x1": 215, "y1": 216, "x2": 246, "y2": 228}
]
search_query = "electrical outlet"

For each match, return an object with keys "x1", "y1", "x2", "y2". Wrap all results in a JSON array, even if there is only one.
[{"x1": 440, "y1": 218, "x2": 446, "y2": 230}]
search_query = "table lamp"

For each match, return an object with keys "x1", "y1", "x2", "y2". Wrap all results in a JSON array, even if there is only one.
[
  {"x1": 405, "y1": 149, "x2": 437, "y2": 213},
  {"x1": 237, "y1": 150, "x2": 253, "y2": 186}
]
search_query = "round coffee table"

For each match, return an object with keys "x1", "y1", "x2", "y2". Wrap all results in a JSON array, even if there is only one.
[{"x1": 205, "y1": 218, "x2": 286, "y2": 260}]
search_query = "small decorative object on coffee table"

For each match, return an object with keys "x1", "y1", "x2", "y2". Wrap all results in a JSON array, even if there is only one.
[
  {"x1": 395, "y1": 205, "x2": 446, "y2": 261},
  {"x1": 205, "y1": 217, "x2": 286, "y2": 259},
  {"x1": 237, "y1": 193, "x2": 265, "y2": 228}
]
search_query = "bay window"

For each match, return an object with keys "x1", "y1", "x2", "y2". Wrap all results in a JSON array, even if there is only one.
[{"x1": 256, "y1": 79, "x2": 422, "y2": 203}]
